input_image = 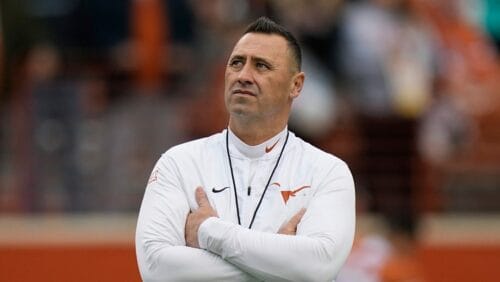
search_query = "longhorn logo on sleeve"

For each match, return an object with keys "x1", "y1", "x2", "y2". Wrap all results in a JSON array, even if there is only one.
[
  {"x1": 271, "y1": 182, "x2": 311, "y2": 204},
  {"x1": 148, "y1": 169, "x2": 159, "y2": 184}
]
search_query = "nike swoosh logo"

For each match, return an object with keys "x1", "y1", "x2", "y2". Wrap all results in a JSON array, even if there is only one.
[
  {"x1": 212, "y1": 186, "x2": 230, "y2": 193},
  {"x1": 265, "y1": 139, "x2": 280, "y2": 153}
]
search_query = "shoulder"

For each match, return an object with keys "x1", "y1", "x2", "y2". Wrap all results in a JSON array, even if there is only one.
[
  {"x1": 288, "y1": 132, "x2": 353, "y2": 187},
  {"x1": 289, "y1": 133, "x2": 354, "y2": 193},
  {"x1": 289, "y1": 132, "x2": 348, "y2": 170},
  {"x1": 161, "y1": 130, "x2": 225, "y2": 163}
]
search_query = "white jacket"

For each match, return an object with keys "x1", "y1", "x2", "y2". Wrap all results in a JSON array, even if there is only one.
[{"x1": 136, "y1": 128, "x2": 355, "y2": 281}]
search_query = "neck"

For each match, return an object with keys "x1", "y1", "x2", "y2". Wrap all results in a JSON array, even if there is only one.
[{"x1": 228, "y1": 116, "x2": 287, "y2": 146}]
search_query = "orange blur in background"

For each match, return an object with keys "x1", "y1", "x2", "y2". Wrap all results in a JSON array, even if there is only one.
[{"x1": 0, "y1": 245, "x2": 498, "y2": 282}]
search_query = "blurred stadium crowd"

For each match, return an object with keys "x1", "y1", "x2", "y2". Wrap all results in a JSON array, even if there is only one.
[{"x1": 1, "y1": 0, "x2": 499, "y2": 216}]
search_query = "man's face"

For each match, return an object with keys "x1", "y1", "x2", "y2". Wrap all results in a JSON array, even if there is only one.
[{"x1": 224, "y1": 33, "x2": 302, "y2": 122}]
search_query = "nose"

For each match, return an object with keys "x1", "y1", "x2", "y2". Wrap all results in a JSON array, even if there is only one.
[{"x1": 237, "y1": 62, "x2": 254, "y2": 85}]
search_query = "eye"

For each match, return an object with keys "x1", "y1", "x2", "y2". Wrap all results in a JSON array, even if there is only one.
[
  {"x1": 229, "y1": 59, "x2": 243, "y2": 68},
  {"x1": 256, "y1": 62, "x2": 270, "y2": 70}
]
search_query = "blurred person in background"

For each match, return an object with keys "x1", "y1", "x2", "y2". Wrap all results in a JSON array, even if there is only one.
[
  {"x1": 26, "y1": 44, "x2": 83, "y2": 211},
  {"x1": 136, "y1": 17, "x2": 355, "y2": 281},
  {"x1": 336, "y1": 216, "x2": 425, "y2": 282},
  {"x1": 336, "y1": 0, "x2": 435, "y2": 222},
  {"x1": 378, "y1": 216, "x2": 425, "y2": 282},
  {"x1": 5, "y1": 42, "x2": 84, "y2": 212}
]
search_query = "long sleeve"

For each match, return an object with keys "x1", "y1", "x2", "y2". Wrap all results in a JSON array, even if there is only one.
[
  {"x1": 198, "y1": 161, "x2": 356, "y2": 282},
  {"x1": 135, "y1": 155, "x2": 257, "y2": 281}
]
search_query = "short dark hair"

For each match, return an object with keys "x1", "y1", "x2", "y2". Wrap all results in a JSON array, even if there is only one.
[{"x1": 244, "y1": 17, "x2": 302, "y2": 71}]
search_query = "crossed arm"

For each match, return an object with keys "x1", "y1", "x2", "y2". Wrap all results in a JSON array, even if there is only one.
[
  {"x1": 136, "y1": 186, "x2": 305, "y2": 282},
  {"x1": 136, "y1": 157, "x2": 355, "y2": 281},
  {"x1": 185, "y1": 187, "x2": 305, "y2": 247}
]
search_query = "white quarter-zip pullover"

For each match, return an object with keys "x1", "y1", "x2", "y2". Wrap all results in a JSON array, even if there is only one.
[{"x1": 136, "y1": 128, "x2": 355, "y2": 281}]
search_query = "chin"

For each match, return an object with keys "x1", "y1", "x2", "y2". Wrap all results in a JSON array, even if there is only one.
[
  {"x1": 229, "y1": 105, "x2": 255, "y2": 117},
  {"x1": 230, "y1": 107, "x2": 249, "y2": 116}
]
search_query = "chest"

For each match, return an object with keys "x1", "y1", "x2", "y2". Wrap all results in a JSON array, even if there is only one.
[{"x1": 182, "y1": 152, "x2": 317, "y2": 232}]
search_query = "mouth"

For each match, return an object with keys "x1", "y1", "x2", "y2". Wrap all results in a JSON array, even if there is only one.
[{"x1": 232, "y1": 89, "x2": 256, "y2": 96}]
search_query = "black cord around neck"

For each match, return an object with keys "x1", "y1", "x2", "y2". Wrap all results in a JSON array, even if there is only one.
[{"x1": 226, "y1": 129, "x2": 289, "y2": 228}]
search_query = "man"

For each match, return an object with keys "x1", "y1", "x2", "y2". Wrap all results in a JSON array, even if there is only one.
[{"x1": 136, "y1": 17, "x2": 355, "y2": 281}]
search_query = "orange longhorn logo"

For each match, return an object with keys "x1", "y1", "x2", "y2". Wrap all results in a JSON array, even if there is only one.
[{"x1": 272, "y1": 182, "x2": 311, "y2": 204}]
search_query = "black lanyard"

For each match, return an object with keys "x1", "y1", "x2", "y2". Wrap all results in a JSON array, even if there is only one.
[{"x1": 226, "y1": 129, "x2": 289, "y2": 228}]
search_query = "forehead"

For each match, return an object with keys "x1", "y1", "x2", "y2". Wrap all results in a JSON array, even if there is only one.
[{"x1": 230, "y1": 33, "x2": 291, "y2": 62}]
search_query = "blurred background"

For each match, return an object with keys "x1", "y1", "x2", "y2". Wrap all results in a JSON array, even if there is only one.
[{"x1": 1, "y1": 0, "x2": 499, "y2": 281}]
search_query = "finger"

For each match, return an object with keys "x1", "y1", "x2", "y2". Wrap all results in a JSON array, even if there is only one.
[
  {"x1": 288, "y1": 208, "x2": 306, "y2": 226},
  {"x1": 195, "y1": 186, "x2": 210, "y2": 208}
]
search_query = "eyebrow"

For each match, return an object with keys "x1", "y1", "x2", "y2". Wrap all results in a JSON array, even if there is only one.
[
  {"x1": 229, "y1": 54, "x2": 273, "y2": 67},
  {"x1": 229, "y1": 54, "x2": 245, "y2": 62}
]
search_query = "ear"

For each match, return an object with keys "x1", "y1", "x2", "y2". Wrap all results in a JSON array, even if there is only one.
[{"x1": 290, "y1": 72, "x2": 305, "y2": 99}]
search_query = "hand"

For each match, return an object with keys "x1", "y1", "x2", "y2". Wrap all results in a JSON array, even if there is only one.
[
  {"x1": 185, "y1": 187, "x2": 218, "y2": 248},
  {"x1": 278, "y1": 208, "x2": 306, "y2": 235}
]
